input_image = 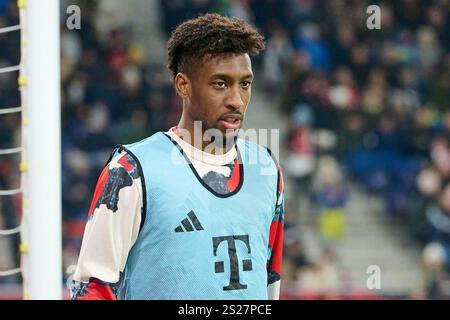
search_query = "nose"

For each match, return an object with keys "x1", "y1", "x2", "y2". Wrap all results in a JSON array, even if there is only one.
[{"x1": 226, "y1": 86, "x2": 245, "y2": 111}]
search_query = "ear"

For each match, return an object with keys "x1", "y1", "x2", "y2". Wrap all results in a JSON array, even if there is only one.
[{"x1": 175, "y1": 73, "x2": 190, "y2": 99}]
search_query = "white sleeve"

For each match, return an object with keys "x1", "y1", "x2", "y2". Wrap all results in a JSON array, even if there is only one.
[{"x1": 73, "y1": 152, "x2": 143, "y2": 284}]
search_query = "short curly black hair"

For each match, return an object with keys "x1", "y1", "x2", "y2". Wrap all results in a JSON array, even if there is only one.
[{"x1": 167, "y1": 13, "x2": 265, "y2": 79}]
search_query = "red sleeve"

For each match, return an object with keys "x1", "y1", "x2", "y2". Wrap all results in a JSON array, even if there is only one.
[{"x1": 267, "y1": 165, "x2": 284, "y2": 285}]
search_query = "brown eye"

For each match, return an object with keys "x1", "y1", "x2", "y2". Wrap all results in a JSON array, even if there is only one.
[
  {"x1": 213, "y1": 81, "x2": 227, "y2": 89},
  {"x1": 241, "y1": 81, "x2": 252, "y2": 89}
]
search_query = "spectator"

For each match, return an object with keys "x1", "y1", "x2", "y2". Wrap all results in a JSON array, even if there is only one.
[
  {"x1": 285, "y1": 104, "x2": 315, "y2": 195},
  {"x1": 262, "y1": 23, "x2": 294, "y2": 93},
  {"x1": 424, "y1": 181, "x2": 450, "y2": 268},
  {"x1": 312, "y1": 156, "x2": 348, "y2": 243}
]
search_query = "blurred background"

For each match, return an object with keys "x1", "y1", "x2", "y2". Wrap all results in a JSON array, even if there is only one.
[{"x1": 0, "y1": 0, "x2": 449, "y2": 299}]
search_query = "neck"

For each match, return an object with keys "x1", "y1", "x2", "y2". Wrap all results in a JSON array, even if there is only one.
[{"x1": 177, "y1": 114, "x2": 235, "y2": 155}]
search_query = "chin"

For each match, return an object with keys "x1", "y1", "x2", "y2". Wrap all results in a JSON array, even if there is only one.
[
  {"x1": 221, "y1": 128, "x2": 241, "y2": 139},
  {"x1": 206, "y1": 128, "x2": 239, "y2": 149}
]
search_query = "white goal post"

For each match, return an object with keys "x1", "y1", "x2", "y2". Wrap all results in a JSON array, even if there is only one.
[{"x1": 25, "y1": 0, "x2": 62, "y2": 300}]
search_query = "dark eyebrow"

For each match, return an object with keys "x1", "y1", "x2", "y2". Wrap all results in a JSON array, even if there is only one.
[{"x1": 210, "y1": 73, "x2": 254, "y2": 81}]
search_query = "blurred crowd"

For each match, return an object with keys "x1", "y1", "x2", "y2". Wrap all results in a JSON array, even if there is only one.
[
  {"x1": 1, "y1": 0, "x2": 450, "y2": 299},
  {"x1": 238, "y1": 0, "x2": 449, "y2": 298}
]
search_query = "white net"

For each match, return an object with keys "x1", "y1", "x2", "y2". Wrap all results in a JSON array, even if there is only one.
[{"x1": 0, "y1": 0, "x2": 29, "y2": 300}]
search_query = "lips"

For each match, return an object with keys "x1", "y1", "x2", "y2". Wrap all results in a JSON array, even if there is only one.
[{"x1": 219, "y1": 114, "x2": 242, "y2": 130}]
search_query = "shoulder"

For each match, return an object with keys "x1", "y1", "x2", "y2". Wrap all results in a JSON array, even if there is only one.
[
  {"x1": 237, "y1": 138, "x2": 280, "y2": 170},
  {"x1": 237, "y1": 138, "x2": 276, "y2": 159},
  {"x1": 120, "y1": 132, "x2": 174, "y2": 160},
  {"x1": 108, "y1": 151, "x2": 140, "y2": 179},
  {"x1": 87, "y1": 149, "x2": 143, "y2": 219},
  {"x1": 123, "y1": 132, "x2": 165, "y2": 151}
]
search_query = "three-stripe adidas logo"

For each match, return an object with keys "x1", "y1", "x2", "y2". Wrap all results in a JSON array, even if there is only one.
[{"x1": 174, "y1": 210, "x2": 204, "y2": 232}]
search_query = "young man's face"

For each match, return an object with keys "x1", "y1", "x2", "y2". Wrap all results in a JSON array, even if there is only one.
[{"x1": 184, "y1": 53, "x2": 254, "y2": 142}]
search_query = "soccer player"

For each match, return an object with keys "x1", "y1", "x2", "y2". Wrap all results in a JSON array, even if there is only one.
[{"x1": 72, "y1": 13, "x2": 284, "y2": 300}]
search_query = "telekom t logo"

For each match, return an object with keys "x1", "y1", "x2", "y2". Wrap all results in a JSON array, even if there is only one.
[{"x1": 213, "y1": 235, "x2": 252, "y2": 291}]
